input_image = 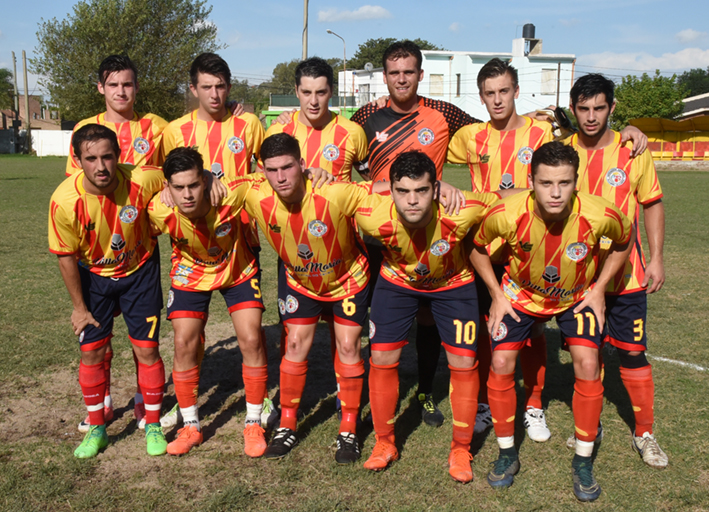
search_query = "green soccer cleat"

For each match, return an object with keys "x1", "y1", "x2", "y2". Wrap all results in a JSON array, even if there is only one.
[
  {"x1": 145, "y1": 423, "x2": 168, "y2": 456},
  {"x1": 74, "y1": 424, "x2": 109, "y2": 459}
]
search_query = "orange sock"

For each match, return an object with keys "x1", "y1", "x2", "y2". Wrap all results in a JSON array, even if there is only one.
[
  {"x1": 620, "y1": 365, "x2": 654, "y2": 436},
  {"x1": 173, "y1": 366, "x2": 200, "y2": 409},
  {"x1": 368, "y1": 358, "x2": 399, "y2": 443},
  {"x1": 279, "y1": 358, "x2": 308, "y2": 431},
  {"x1": 138, "y1": 359, "x2": 165, "y2": 424},
  {"x1": 573, "y1": 377, "x2": 604, "y2": 442},
  {"x1": 487, "y1": 369, "x2": 516, "y2": 438},
  {"x1": 449, "y1": 362, "x2": 479, "y2": 450},
  {"x1": 521, "y1": 334, "x2": 546, "y2": 410},
  {"x1": 103, "y1": 349, "x2": 113, "y2": 398},
  {"x1": 334, "y1": 355, "x2": 364, "y2": 433},
  {"x1": 79, "y1": 361, "x2": 107, "y2": 425},
  {"x1": 243, "y1": 364, "x2": 268, "y2": 407},
  {"x1": 476, "y1": 318, "x2": 491, "y2": 405}
]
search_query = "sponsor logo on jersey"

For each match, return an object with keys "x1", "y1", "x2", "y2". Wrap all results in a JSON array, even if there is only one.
[
  {"x1": 173, "y1": 263, "x2": 193, "y2": 285},
  {"x1": 110, "y1": 234, "x2": 126, "y2": 252},
  {"x1": 227, "y1": 136, "x2": 245, "y2": 154},
  {"x1": 492, "y1": 322, "x2": 508, "y2": 341},
  {"x1": 517, "y1": 146, "x2": 534, "y2": 165},
  {"x1": 430, "y1": 239, "x2": 450, "y2": 256},
  {"x1": 84, "y1": 221, "x2": 95, "y2": 232},
  {"x1": 133, "y1": 137, "x2": 150, "y2": 155},
  {"x1": 211, "y1": 163, "x2": 224, "y2": 179},
  {"x1": 215, "y1": 223, "x2": 232, "y2": 238},
  {"x1": 119, "y1": 205, "x2": 138, "y2": 224},
  {"x1": 542, "y1": 265, "x2": 560, "y2": 284},
  {"x1": 520, "y1": 241, "x2": 534, "y2": 252},
  {"x1": 207, "y1": 246, "x2": 221, "y2": 257},
  {"x1": 600, "y1": 236, "x2": 612, "y2": 250},
  {"x1": 369, "y1": 320, "x2": 376, "y2": 339},
  {"x1": 499, "y1": 173, "x2": 515, "y2": 190},
  {"x1": 297, "y1": 244, "x2": 313, "y2": 260},
  {"x1": 566, "y1": 242, "x2": 588, "y2": 261},
  {"x1": 172, "y1": 236, "x2": 188, "y2": 245},
  {"x1": 414, "y1": 262, "x2": 430, "y2": 276},
  {"x1": 605, "y1": 167, "x2": 627, "y2": 187},
  {"x1": 278, "y1": 298, "x2": 286, "y2": 315},
  {"x1": 387, "y1": 244, "x2": 402, "y2": 253},
  {"x1": 375, "y1": 131, "x2": 388, "y2": 142},
  {"x1": 285, "y1": 294, "x2": 299, "y2": 313},
  {"x1": 322, "y1": 144, "x2": 340, "y2": 161},
  {"x1": 308, "y1": 220, "x2": 328, "y2": 237},
  {"x1": 167, "y1": 290, "x2": 175, "y2": 308},
  {"x1": 268, "y1": 223, "x2": 281, "y2": 233},
  {"x1": 417, "y1": 128, "x2": 435, "y2": 145},
  {"x1": 480, "y1": 154, "x2": 490, "y2": 164},
  {"x1": 503, "y1": 282, "x2": 519, "y2": 301}
]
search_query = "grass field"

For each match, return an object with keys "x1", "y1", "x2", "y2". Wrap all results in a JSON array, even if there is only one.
[{"x1": 1, "y1": 155, "x2": 708, "y2": 511}]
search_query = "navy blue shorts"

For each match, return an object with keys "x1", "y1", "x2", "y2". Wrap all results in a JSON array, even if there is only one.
[
  {"x1": 78, "y1": 250, "x2": 162, "y2": 351},
  {"x1": 369, "y1": 278, "x2": 479, "y2": 357},
  {"x1": 167, "y1": 271, "x2": 264, "y2": 321},
  {"x1": 605, "y1": 290, "x2": 647, "y2": 351},
  {"x1": 492, "y1": 303, "x2": 602, "y2": 351}
]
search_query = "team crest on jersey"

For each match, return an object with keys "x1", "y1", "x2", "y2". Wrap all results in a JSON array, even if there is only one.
[
  {"x1": 110, "y1": 234, "x2": 126, "y2": 252},
  {"x1": 492, "y1": 322, "x2": 508, "y2": 341},
  {"x1": 133, "y1": 137, "x2": 150, "y2": 155},
  {"x1": 308, "y1": 220, "x2": 328, "y2": 237},
  {"x1": 605, "y1": 168, "x2": 627, "y2": 187},
  {"x1": 227, "y1": 136, "x2": 245, "y2": 154},
  {"x1": 211, "y1": 163, "x2": 224, "y2": 179},
  {"x1": 167, "y1": 290, "x2": 175, "y2": 308},
  {"x1": 369, "y1": 320, "x2": 376, "y2": 339},
  {"x1": 542, "y1": 265, "x2": 560, "y2": 284},
  {"x1": 517, "y1": 146, "x2": 534, "y2": 165},
  {"x1": 499, "y1": 173, "x2": 515, "y2": 190},
  {"x1": 208, "y1": 246, "x2": 221, "y2": 257},
  {"x1": 297, "y1": 244, "x2": 313, "y2": 260},
  {"x1": 278, "y1": 298, "x2": 286, "y2": 315},
  {"x1": 285, "y1": 294, "x2": 299, "y2": 313},
  {"x1": 79, "y1": 331, "x2": 85, "y2": 343},
  {"x1": 322, "y1": 144, "x2": 340, "y2": 161},
  {"x1": 417, "y1": 128, "x2": 435, "y2": 145},
  {"x1": 430, "y1": 239, "x2": 450, "y2": 256},
  {"x1": 566, "y1": 242, "x2": 588, "y2": 261},
  {"x1": 119, "y1": 205, "x2": 138, "y2": 224},
  {"x1": 414, "y1": 262, "x2": 430, "y2": 276},
  {"x1": 216, "y1": 223, "x2": 232, "y2": 238}
]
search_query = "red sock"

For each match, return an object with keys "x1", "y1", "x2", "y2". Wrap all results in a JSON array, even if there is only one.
[
  {"x1": 620, "y1": 365, "x2": 654, "y2": 436},
  {"x1": 173, "y1": 366, "x2": 200, "y2": 409},
  {"x1": 521, "y1": 334, "x2": 546, "y2": 410},
  {"x1": 334, "y1": 355, "x2": 364, "y2": 433},
  {"x1": 132, "y1": 350, "x2": 142, "y2": 398},
  {"x1": 79, "y1": 361, "x2": 107, "y2": 426},
  {"x1": 449, "y1": 362, "x2": 479, "y2": 451},
  {"x1": 368, "y1": 358, "x2": 399, "y2": 443},
  {"x1": 138, "y1": 359, "x2": 165, "y2": 425},
  {"x1": 487, "y1": 369, "x2": 516, "y2": 438},
  {"x1": 103, "y1": 349, "x2": 113, "y2": 399},
  {"x1": 243, "y1": 364, "x2": 268, "y2": 406},
  {"x1": 476, "y1": 318, "x2": 491, "y2": 405},
  {"x1": 573, "y1": 377, "x2": 604, "y2": 442},
  {"x1": 280, "y1": 358, "x2": 308, "y2": 431}
]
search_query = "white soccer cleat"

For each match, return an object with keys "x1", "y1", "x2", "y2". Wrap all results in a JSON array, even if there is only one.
[
  {"x1": 633, "y1": 431, "x2": 668, "y2": 469},
  {"x1": 160, "y1": 403, "x2": 182, "y2": 429},
  {"x1": 474, "y1": 403, "x2": 493, "y2": 435},
  {"x1": 523, "y1": 407, "x2": 551, "y2": 442}
]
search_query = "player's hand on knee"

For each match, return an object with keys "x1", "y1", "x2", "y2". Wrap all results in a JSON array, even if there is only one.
[
  {"x1": 487, "y1": 296, "x2": 519, "y2": 337},
  {"x1": 71, "y1": 308, "x2": 100, "y2": 336},
  {"x1": 305, "y1": 167, "x2": 335, "y2": 187},
  {"x1": 573, "y1": 288, "x2": 606, "y2": 333}
]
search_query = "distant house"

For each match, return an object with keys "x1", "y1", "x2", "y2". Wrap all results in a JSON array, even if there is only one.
[
  {"x1": 678, "y1": 92, "x2": 709, "y2": 121},
  {"x1": 0, "y1": 94, "x2": 61, "y2": 131}
]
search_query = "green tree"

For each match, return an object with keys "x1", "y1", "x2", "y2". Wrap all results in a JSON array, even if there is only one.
[
  {"x1": 611, "y1": 70, "x2": 687, "y2": 130},
  {"x1": 0, "y1": 69, "x2": 14, "y2": 110},
  {"x1": 348, "y1": 38, "x2": 444, "y2": 71},
  {"x1": 32, "y1": 0, "x2": 221, "y2": 121},
  {"x1": 677, "y1": 67, "x2": 709, "y2": 98},
  {"x1": 261, "y1": 57, "x2": 344, "y2": 96}
]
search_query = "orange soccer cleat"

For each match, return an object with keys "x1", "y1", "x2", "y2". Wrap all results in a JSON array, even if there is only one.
[
  {"x1": 243, "y1": 423, "x2": 267, "y2": 458},
  {"x1": 166, "y1": 425, "x2": 203, "y2": 456},
  {"x1": 448, "y1": 447, "x2": 474, "y2": 483},
  {"x1": 363, "y1": 436, "x2": 399, "y2": 471}
]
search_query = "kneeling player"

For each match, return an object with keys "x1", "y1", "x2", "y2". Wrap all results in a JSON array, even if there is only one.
[
  {"x1": 149, "y1": 148, "x2": 268, "y2": 457},
  {"x1": 471, "y1": 142, "x2": 634, "y2": 501}
]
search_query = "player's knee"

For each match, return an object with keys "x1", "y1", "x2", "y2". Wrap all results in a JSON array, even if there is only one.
[
  {"x1": 574, "y1": 354, "x2": 600, "y2": 380},
  {"x1": 371, "y1": 349, "x2": 399, "y2": 366},
  {"x1": 617, "y1": 348, "x2": 649, "y2": 369},
  {"x1": 491, "y1": 352, "x2": 514, "y2": 374},
  {"x1": 173, "y1": 332, "x2": 200, "y2": 353},
  {"x1": 133, "y1": 345, "x2": 160, "y2": 365}
]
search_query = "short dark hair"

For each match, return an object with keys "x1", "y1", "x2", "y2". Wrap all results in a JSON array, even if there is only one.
[
  {"x1": 190, "y1": 53, "x2": 231, "y2": 86},
  {"x1": 477, "y1": 58, "x2": 518, "y2": 92},
  {"x1": 295, "y1": 57, "x2": 334, "y2": 89},
  {"x1": 98, "y1": 55, "x2": 138, "y2": 86},
  {"x1": 570, "y1": 73, "x2": 615, "y2": 108},
  {"x1": 163, "y1": 147, "x2": 205, "y2": 182},
  {"x1": 389, "y1": 151, "x2": 436, "y2": 186},
  {"x1": 382, "y1": 40, "x2": 422, "y2": 71},
  {"x1": 261, "y1": 133, "x2": 301, "y2": 162},
  {"x1": 72, "y1": 124, "x2": 120, "y2": 160},
  {"x1": 530, "y1": 141, "x2": 579, "y2": 178}
]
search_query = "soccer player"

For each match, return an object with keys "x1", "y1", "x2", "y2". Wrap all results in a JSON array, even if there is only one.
[
  {"x1": 567, "y1": 74, "x2": 667, "y2": 468},
  {"x1": 49, "y1": 124, "x2": 168, "y2": 458},
  {"x1": 471, "y1": 141, "x2": 634, "y2": 501},
  {"x1": 148, "y1": 147, "x2": 268, "y2": 457},
  {"x1": 356, "y1": 151, "x2": 501, "y2": 483}
]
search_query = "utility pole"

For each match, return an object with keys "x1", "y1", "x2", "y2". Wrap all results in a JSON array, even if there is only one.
[
  {"x1": 11, "y1": 52, "x2": 19, "y2": 117},
  {"x1": 302, "y1": 0, "x2": 308, "y2": 61},
  {"x1": 23, "y1": 50, "x2": 31, "y2": 152}
]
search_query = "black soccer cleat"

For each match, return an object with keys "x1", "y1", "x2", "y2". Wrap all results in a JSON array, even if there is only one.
[
  {"x1": 335, "y1": 432, "x2": 361, "y2": 464},
  {"x1": 417, "y1": 393, "x2": 444, "y2": 427},
  {"x1": 487, "y1": 448, "x2": 520, "y2": 489},
  {"x1": 572, "y1": 455, "x2": 602, "y2": 502},
  {"x1": 264, "y1": 427, "x2": 298, "y2": 459}
]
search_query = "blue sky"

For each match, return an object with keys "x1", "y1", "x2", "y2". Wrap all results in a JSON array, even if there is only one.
[{"x1": 2, "y1": 0, "x2": 708, "y2": 96}]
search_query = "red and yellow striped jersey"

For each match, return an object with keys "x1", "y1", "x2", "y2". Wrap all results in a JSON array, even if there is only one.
[
  {"x1": 355, "y1": 191, "x2": 499, "y2": 291},
  {"x1": 49, "y1": 165, "x2": 164, "y2": 278},
  {"x1": 570, "y1": 131, "x2": 663, "y2": 294},
  {"x1": 264, "y1": 111, "x2": 368, "y2": 181},
  {"x1": 147, "y1": 176, "x2": 264, "y2": 291},
  {"x1": 242, "y1": 180, "x2": 370, "y2": 300},
  {"x1": 474, "y1": 191, "x2": 632, "y2": 316},
  {"x1": 66, "y1": 112, "x2": 168, "y2": 176},
  {"x1": 160, "y1": 110, "x2": 265, "y2": 188}
]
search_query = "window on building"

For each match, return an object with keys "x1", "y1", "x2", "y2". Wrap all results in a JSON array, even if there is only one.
[
  {"x1": 50, "y1": 111, "x2": 59, "y2": 120},
  {"x1": 456, "y1": 74, "x2": 461, "y2": 97},
  {"x1": 541, "y1": 68, "x2": 557, "y2": 95},
  {"x1": 33, "y1": 112, "x2": 38, "y2": 119},
  {"x1": 430, "y1": 74, "x2": 444, "y2": 96}
]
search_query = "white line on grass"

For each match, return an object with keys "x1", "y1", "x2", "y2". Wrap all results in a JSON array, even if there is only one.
[{"x1": 647, "y1": 354, "x2": 708, "y2": 372}]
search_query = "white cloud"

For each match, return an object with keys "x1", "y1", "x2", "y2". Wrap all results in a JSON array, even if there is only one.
[
  {"x1": 559, "y1": 19, "x2": 579, "y2": 27},
  {"x1": 318, "y1": 5, "x2": 392, "y2": 23},
  {"x1": 675, "y1": 28, "x2": 707, "y2": 45},
  {"x1": 577, "y1": 48, "x2": 709, "y2": 75},
  {"x1": 449, "y1": 22, "x2": 462, "y2": 33}
]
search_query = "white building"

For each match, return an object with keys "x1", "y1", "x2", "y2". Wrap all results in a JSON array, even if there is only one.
[{"x1": 338, "y1": 26, "x2": 576, "y2": 121}]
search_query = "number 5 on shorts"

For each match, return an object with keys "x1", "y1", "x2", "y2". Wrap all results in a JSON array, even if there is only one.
[{"x1": 251, "y1": 279, "x2": 262, "y2": 299}]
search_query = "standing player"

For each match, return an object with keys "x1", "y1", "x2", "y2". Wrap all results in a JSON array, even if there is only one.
[
  {"x1": 472, "y1": 141, "x2": 634, "y2": 501},
  {"x1": 356, "y1": 151, "x2": 501, "y2": 482},
  {"x1": 567, "y1": 74, "x2": 667, "y2": 468},
  {"x1": 148, "y1": 147, "x2": 268, "y2": 457},
  {"x1": 49, "y1": 124, "x2": 168, "y2": 458}
]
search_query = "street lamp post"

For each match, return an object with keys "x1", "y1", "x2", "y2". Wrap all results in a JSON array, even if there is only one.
[{"x1": 326, "y1": 29, "x2": 346, "y2": 111}]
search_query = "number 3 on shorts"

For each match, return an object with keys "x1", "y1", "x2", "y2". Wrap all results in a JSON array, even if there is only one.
[{"x1": 342, "y1": 297, "x2": 356, "y2": 316}]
